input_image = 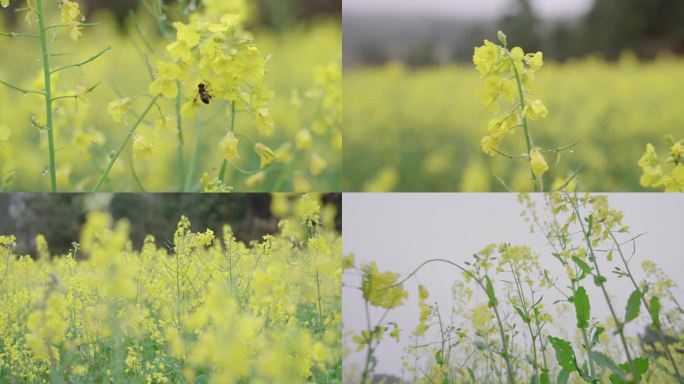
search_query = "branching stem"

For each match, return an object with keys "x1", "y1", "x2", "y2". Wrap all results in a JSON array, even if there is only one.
[{"x1": 92, "y1": 95, "x2": 160, "y2": 192}]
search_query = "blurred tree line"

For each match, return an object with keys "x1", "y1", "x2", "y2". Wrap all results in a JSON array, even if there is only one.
[
  {"x1": 346, "y1": 0, "x2": 684, "y2": 67},
  {"x1": 0, "y1": 193, "x2": 341, "y2": 256},
  {"x1": 2, "y1": 0, "x2": 340, "y2": 31},
  {"x1": 503, "y1": 0, "x2": 684, "y2": 60}
]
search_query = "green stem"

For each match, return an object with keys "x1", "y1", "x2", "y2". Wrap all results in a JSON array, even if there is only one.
[
  {"x1": 218, "y1": 101, "x2": 237, "y2": 183},
  {"x1": 511, "y1": 265, "x2": 539, "y2": 380},
  {"x1": 184, "y1": 118, "x2": 201, "y2": 192},
  {"x1": 36, "y1": 0, "x2": 57, "y2": 192},
  {"x1": 580, "y1": 318, "x2": 596, "y2": 377},
  {"x1": 360, "y1": 300, "x2": 373, "y2": 384},
  {"x1": 496, "y1": 315, "x2": 515, "y2": 384},
  {"x1": 176, "y1": 82, "x2": 186, "y2": 191},
  {"x1": 508, "y1": 53, "x2": 542, "y2": 192},
  {"x1": 50, "y1": 46, "x2": 110, "y2": 74},
  {"x1": 0, "y1": 31, "x2": 39, "y2": 38},
  {"x1": 92, "y1": 96, "x2": 160, "y2": 192},
  {"x1": 570, "y1": 197, "x2": 638, "y2": 382}
]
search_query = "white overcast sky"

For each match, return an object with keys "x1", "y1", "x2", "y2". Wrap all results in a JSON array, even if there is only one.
[
  {"x1": 343, "y1": 0, "x2": 595, "y2": 20},
  {"x1": 343, "y1": 193, "x2": 684, "y2": 378}
]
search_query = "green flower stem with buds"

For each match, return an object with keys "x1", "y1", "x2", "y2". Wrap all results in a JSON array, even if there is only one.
[
  {"x1": 569, "y1": 196, "x2": 639, "y2": 382},
  {"x1": 36, "y1": 0, "x2": 57, "y2": 192},
  {"x1": 507, "y1": 52, "x2": 542, "y2": 192},
  {"x1": 92, "y1": 95, "x2": 160, "y2": 192}
]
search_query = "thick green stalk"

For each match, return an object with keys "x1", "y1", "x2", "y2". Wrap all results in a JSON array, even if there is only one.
[
  {"x1": 36, "y1": 0, "x2": 57, "y2": 192},
  {"x1": 508, "y1": 53, "x2": 542, "y2": 192},
  {"x1": 92, "y1": 96, "x2": 160, "y2": 192}
]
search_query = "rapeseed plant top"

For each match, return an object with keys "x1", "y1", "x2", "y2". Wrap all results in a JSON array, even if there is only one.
[
  {"x1": 639, "y1": 138, "x2": 684, "y2": 191},
  {"x1": 473, "y1": 33, "x2": 547, "y2": 158},
  {"x1": 361, "y1": 262, "x2": 408, "y2": 309}
]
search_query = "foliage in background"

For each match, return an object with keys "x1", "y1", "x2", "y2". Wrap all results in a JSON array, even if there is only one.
[
  {"x1": 344, "y1": 0, "x2": 684, "y2": 67},
  {"x1": 0, "y1": 193, "x2": 342, "y2": 255},
  {"x1": 0, "y1": 194, "x2": 342, "y2": 383}
]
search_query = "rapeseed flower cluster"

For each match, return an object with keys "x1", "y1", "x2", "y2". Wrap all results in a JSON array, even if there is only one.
[
  {"x1": 361, "y1": 262, "x2": 408, "y2": 309},
  {"x1": 158, "y1": 8, "x2": 273, "y2": 172},
  {"x1": 474, "y1": 33, "x2": 547, "y2": 166},
  {"x1": 0, "y1": 194, "x2": 341, "y2": 383},
  {"x1": 638, "y1": 138, "x2": 684, "y2": 192}
]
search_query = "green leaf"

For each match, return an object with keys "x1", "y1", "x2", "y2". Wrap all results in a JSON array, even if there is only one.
[
  {"x1": 591, "y1": 326, "x2": 604, "y2": 347},
  {"x1": 590, "y1": 351, "x2": 626, "y2": 379},
  {"x1": 474, "y1": 340, "x2": 490, "y2": 351},
  {"x1": 593, "y1": 275, "x2": 607, "y2": 286},
  {"x1": 514, "y1": 305, "x2": 531, "y2": 324},
  {"x1": 485, "y1": 276, "x2": 498, "y2": 308},
  {"x1": 540, "y1": 369, "x2": 550, "y2": 384},
  {"x1": 548, "y1": 336, "x2": 578, "y2": 373},
  {"x1": 572, "y1": 256, "x2": 592, "y2": 276},
  {"x1": 574, "y1": 286, "x2": 590, "y2": 329},
  {"x1": 632, "y1": 357, "x2": 650, "y2": 377},
  {"x1": 624, "y1": 289, "x2": 642, "y2": 324},
  {"x1": 557, "y1": 369, "x2": 570, "y2": 384},
  {"x1": 435, "y1": 350, "x2": 444, "y2": 365},
  {"x1": 610, "y1": 357, "x2": 649, "y2": 383},
  {"x1": 648, "y1": 296, "x2": 661, "y2": 329}
]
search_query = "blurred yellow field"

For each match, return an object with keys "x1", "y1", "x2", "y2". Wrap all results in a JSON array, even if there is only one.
[
  {"x1": 0, "y1": 1, "x2": 341, "y2": 192},
  {"x1": 343, "y1": 55, "x2": 684, "y2": 192}
]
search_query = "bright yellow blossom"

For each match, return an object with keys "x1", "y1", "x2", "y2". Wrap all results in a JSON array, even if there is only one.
[
  {"x1": 254, "y1": 143, "x2": 275, "y2": 169},
  {"x1": 529, "y1": 147, "x2": 549, "y2": 176},
  {"x1": 218, "y1": 132, "x2": 240, "y2": 160},
  {"x1": 107, "y1": 98, "x2": 131, "y2": 123},
  {"x1": 133, "y1": 135, "x2": 154, "y2": 158}
]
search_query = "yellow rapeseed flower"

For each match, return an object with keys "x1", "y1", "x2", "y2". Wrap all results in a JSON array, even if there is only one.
[
  {"x1": 218, "y1": 132, "x2": 240, "y2": 160},
  {"x1": 254, "y1": 143, "x2": 275, "y2": 169},
  {"x1": 107, "y1": 98, "x2": 131, "y2": 123},
  {"x1": 132, "y1": 135, "x2": 154, "y2": 159},
  {"x1": 529, "y1": 147, "x2": 549, "y2": 176},
  {"x1": 310, "y1": 153, "x2": 327, "y2": 176}
]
